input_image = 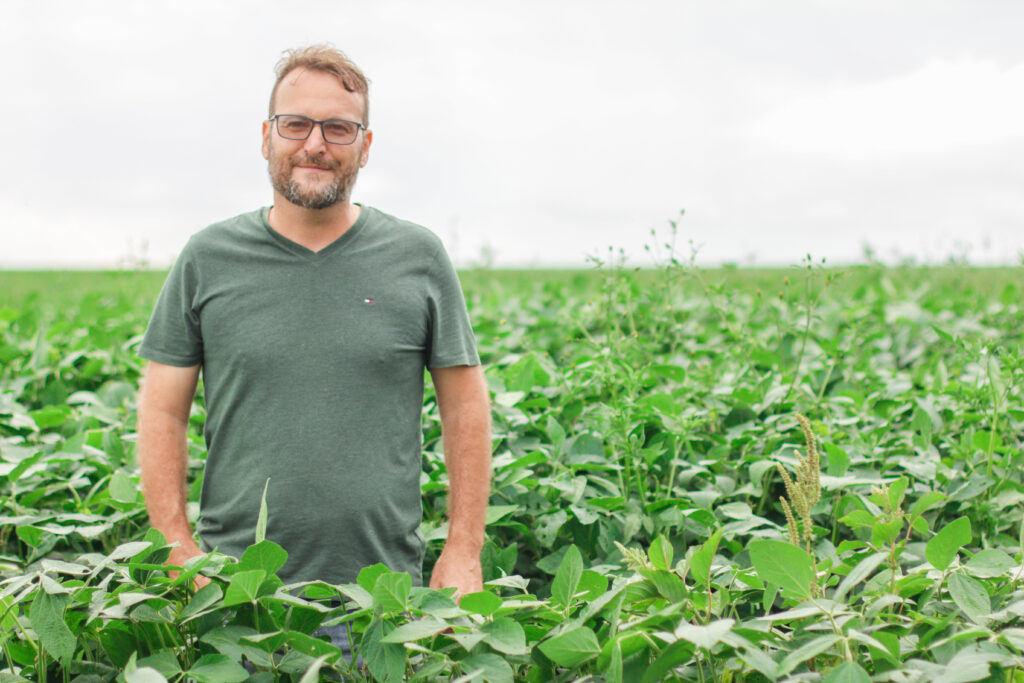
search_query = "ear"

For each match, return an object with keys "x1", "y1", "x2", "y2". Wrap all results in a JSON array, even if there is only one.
[
  {"x1": 261, "y1": 119, "x2": 271, "y2": 160},
  {"x1": 359, "y1": 129, "x2": 372, "y2": 168}
]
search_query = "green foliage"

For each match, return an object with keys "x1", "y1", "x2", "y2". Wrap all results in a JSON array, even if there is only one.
[{"x1": 2, "y1": 256, "x2": 1024, "y2": 680}]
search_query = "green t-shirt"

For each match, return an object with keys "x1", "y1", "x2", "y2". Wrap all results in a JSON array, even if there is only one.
[{"x1": 139, "y1": 206, "x2": 479, "y2": 585}]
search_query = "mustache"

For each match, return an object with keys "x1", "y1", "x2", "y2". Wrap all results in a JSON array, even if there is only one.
[{"x1": 290, "y1": 155, "x2": 339, "y2": 171}]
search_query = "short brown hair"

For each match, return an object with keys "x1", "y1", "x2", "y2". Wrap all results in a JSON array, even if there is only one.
[{"x1": 269, "y1": 44, "x2": 370, "y2": 125}]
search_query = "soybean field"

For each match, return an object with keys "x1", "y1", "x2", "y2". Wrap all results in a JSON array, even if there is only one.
[{"x1": 1, "y1": 259, "x2": 1023, "y2": 682}]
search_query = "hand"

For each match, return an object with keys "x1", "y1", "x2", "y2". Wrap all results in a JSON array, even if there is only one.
[
  {"x1": 167, "y1": 542, "x2": 210, "y2": 590},
  {"x1": 429, "y1": 545, "x2": 483, "y2": 601}
]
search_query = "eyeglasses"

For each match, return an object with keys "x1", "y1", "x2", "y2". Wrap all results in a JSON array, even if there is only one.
[{"x1": 269, "y1": 114, "x2": 366, "y2": 145}]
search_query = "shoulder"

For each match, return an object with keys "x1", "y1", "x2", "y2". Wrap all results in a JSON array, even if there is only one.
[
  {"x1": 359, "y1": 206, "x2": 448, "y2": 256},
  {"x1": 185, "y1": 207, "x2": 269, "y2": 252}
]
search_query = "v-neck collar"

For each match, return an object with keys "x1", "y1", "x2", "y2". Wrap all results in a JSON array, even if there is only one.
[{"x1": 261, "y1": 204, "x2": 370, "y2": 261}]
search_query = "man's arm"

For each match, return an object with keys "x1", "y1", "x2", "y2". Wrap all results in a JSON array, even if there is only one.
[
  {"x1": 137, "y1": 360, "x2": 207, "y2": 585},
  {"x1": 427, "y1": 364, "x2": 492, "y2": 599}
]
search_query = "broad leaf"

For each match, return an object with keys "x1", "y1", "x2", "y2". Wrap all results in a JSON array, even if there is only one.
[
  {"x1": 372, "y1": 572, "x2": 411, "y2": 613},
  {"x1": 222, "y1": 569, "x2": 266, "y2": 607},
  {"x1": 824, "y1": 661, "x2": 871, "y2": 683},
  {"x1": 690, "y1": 528, "x2": 724, "y2": 585},
  {"x1": 239, "y1": 540, "x2": 288, "y2": 576},
  {"x1": 749, "y1": 540, "x2": 815, "y2": 600},
  {"x1": 360, "y1": 620, "x2": 406, "y2": 683},
  {"x1": 551, "y1": 544, "x2": 583, "y2": 608},
  {"x1": 460, "y1": 652, "x2": 514, "y2": 683},
  {"x1": 926, "y1": 517, "x2": 971, "y2": 571},
  {"x1": 673, "y1": 618, "x2": 735, "y2": 650},
  {"x1": 459, "y1": 591, "x2": 502, "y2": 616},
  {"x1": 29, "y1": 590, "x2": 75, "y2": 663},
  {"x1": 187, "y1": 654, "x2": 249, "y2": 683},
  {"x1": 539, "y1": 626, "x2": 601, "y2": 667},
  {"x1": 648, "y1": 534, "x2": 673, "y2": 571},
  {"x1": 948, "y1": 572, "x2": 990, "y2": 624},
  {"x1": 480, "y1": 617, "x2": 529, "y2": 655},
  {"x1": 380, "y1": 615, "x2": 449, "y2": 643}
]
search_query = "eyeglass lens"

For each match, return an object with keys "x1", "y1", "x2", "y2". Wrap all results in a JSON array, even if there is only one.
[{"x1": 276, "y1": 115, "x2": 360, "y2": 145}]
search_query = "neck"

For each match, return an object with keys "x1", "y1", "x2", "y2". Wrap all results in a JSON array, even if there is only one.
[{"x1": 267, "y1": 196, "x2": 362, "y2": 252}]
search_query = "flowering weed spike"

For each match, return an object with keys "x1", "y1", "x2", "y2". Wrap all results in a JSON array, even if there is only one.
[
  {"x1": 614, "y1": 541, "x2": 654, "y2": 571},
  {"x1": 781, "y1": 498, "x2": 800, "y2": 545},
  {"x1": 776, "y1": 414, "x2": 824, "y2": 554}
]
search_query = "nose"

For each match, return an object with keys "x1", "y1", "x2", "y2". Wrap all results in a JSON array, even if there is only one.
[{"x1": 302, "y1": 122, "x2": 329, "y2": 153}]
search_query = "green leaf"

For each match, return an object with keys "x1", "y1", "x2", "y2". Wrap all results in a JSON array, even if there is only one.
[
  {"x1": 187, "y1": 654, "x2": 249, "y2": 683},
  {"x1": 372, "y1": 571, "x2": 411, "y2": 613},
  {"x1": 30, "y1": 405, "x2": 70, "y2": 429},
  {"x1": 109, "y1": 470, "x2": 139, "y2": 503},
  {"x1": 639, "y1": 569, "x2": 688, "y2": 603},
  {"x1": 460, "y1": 652, "x2": 514, "y2": 683},
  {"x1": 673, "y1": 618, "x2": 735, "y2": 650},
  {"x1": 254, "y1": 478, "x2": 271, "y2": 544},
  {"x1": 778, "y1": 634, "x2": 842, "y2": 676},
  {"x1": 965, "y1": 549, "x2": 1016, "y2": 578},
  {"x1": 640, "y1": 641, "x2": 696, "y2": 683},
  {"x1": 948, "y1": 572, "x2": 990, "y2": 624},
  {"x1": 551, "y1": 544, "x2": 583, "y2": 608},
  {"x1": 298, "y1": 655, "x2": 329, "y2": 683},
  {"x1": 222, "y1": 569, "x2": 266, "y2": 607},
  {"x1": 459, "y1": 590, "x2": 502, "y2": 616},
  {"x1": 648, "y1": 534, "x2": 673, "y2": 571},
  {"x1": 178, "y1": 583, "x2": 224, "y2": 622},
  {"x1": 690, "y1": 528, "x2": 724, "y2": 585},
  {"x1": 605, "y1": 639, "x2": 623, "y2": 683},
  {"x1": 909, "y1": 491, "x2": 947, "y2": 520},
  {"x1": 357, "y1": 563, "x2": 389, "y2": 594},
  {"x1": 239, "y1": 540, "x2": 288, "y2": 576},
  {"x1": 539, "y1": 626, "x2": 601, "y2": 667},
  {"x1": 577, "y1": 569, "x2": 609, "y2": 601},
  {"x1": 749, "y1": 539, "x2": 815, "y2": 600},
  {"x1": 823, "y1": 661, "x2": 871, "y2": 683},
  {"x1": 137, "y1": 651, "x2": 182, "y2": 677},
  {"x1": 380, "y1": 616, "x2": 449, "y2": 643},
  {"x1": 833, "y1": 552, "x2": 887, "y2": 603},
  {"x1": 823, "y1": 442, "x2": 850, "y2": 476},
  {"x1": 484, "y1": 505, "x2": 518, "y2": 524},
  {"x1": 29, "y1": 590, "x2": 75, "y2": 663},
  {"x1": 125, "y1": 668, "x2": 169, "y2": 683},
  {"x1": 480, "y1": 617, "x2": 529, "y2": 655},
  {"x1": 926, "y1": 516, "x2": 972, "y2": 571},
  {"x1": 646, "y1": 363, "x2": 686, "y2": 382},
  {"x1": 361, "y1": 620, "x2": 406, "y2": 683}
]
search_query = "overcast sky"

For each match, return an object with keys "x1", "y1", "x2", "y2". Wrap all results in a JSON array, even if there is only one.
[{"x1": 3, "y1": 0, "x2": 1023, "y2": 268}]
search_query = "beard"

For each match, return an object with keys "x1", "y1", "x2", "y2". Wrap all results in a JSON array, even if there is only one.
[{"x1": 267, "y1": 146, "x2": 361, "y2": 210}]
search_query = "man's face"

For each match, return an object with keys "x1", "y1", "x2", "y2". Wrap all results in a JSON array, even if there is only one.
[{"x1": 261, "y1": 68, "x2": 372, "y2": 210}]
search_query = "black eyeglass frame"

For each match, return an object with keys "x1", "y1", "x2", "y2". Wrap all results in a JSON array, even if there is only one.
[{"x1": 269, "y1": 114, "x2": 367, "y2": 146}]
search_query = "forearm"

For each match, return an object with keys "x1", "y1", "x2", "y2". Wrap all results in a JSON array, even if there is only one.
[
  {"x1": 137, "y1": 362, "x2": 202, "y2": 563},
  {"x1": 442, "y1": 400, "x2": 492, "y2": 553},
  {"x1": 138, "y1": 412, "x2": 197, "y2": 549}
]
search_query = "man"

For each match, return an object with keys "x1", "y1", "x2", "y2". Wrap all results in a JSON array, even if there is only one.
[{"x1": 137, "y1": 46, "x2": 491, "y2": 609}]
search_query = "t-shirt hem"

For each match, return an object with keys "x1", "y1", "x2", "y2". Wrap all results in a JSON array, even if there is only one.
[
  {"x1": 138, "y1": 346, "x2": 202, "y2": 367},
  {"x1": 427, "y1": 354, "x2": 481, "y2": 369}
]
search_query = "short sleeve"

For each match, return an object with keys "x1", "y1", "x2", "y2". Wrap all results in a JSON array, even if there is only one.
[
  {"x1": 425, "y1": 246, "x2": 480, "y2": 369},
  {"x1": 139, "y1": 244, "x2": 204, "y2": 367}
]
